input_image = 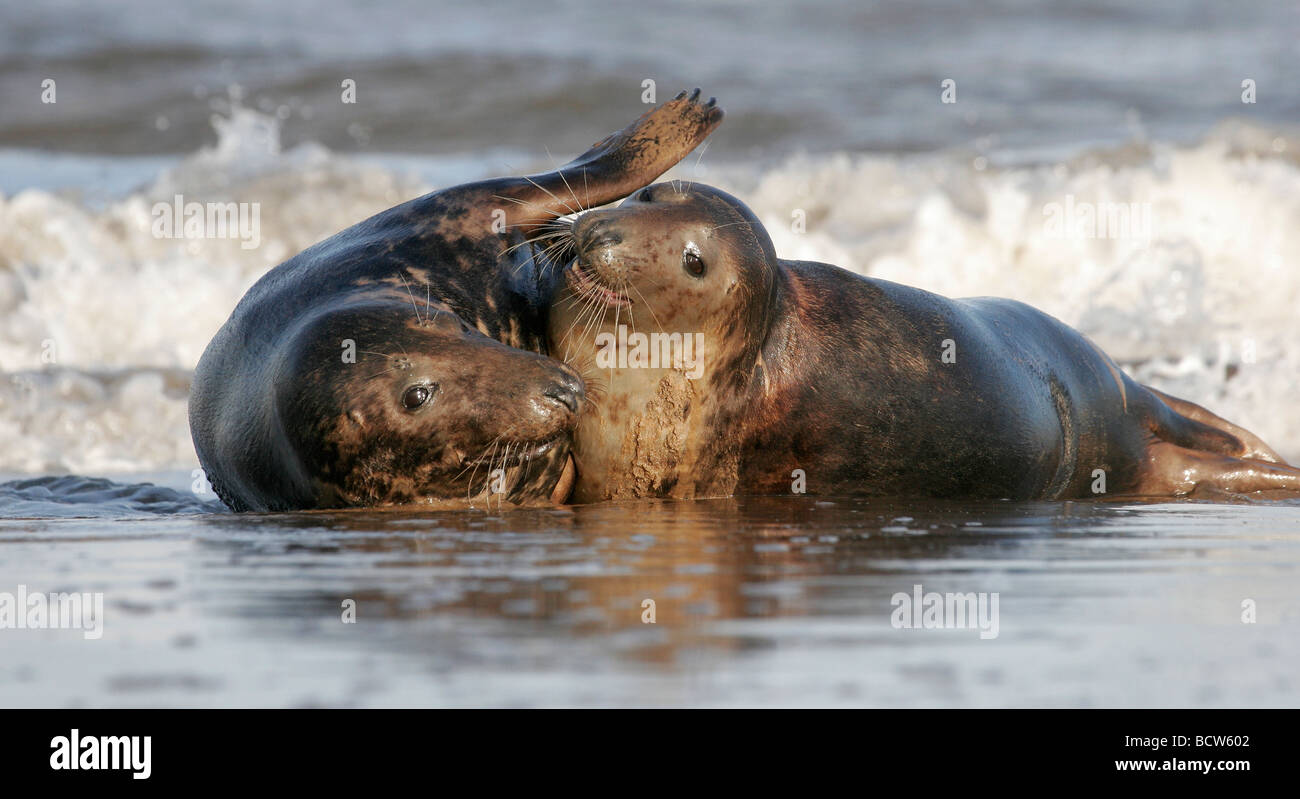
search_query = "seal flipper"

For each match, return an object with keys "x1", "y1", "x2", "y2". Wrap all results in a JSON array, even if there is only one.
[
  {"x1": 1144, "y1": 396, "x2": 1245, "y2": 457},
  {"x1": 1132, "y1": 384, "x2": 1300, "y2": 495},
  {"x1": 548, "y1": 454, "x2": 577, "y2": 504},
  {"x1": 492, "y1": 90, "x2": 723, "y2": 234},
  {"x1": 1137, "y1": 441, "x2": 1300, "y2": 496},
  {"x1": 1145, "y1": 385, "x2": 1286, "y2": 463}
]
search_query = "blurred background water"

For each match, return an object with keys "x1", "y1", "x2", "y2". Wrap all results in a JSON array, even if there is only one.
[
  {"x1": 3, "y1": 0, "x2": 1297, "y2": 158},
  {"x1": 0, "y1": 0, "x2": 1298, "y2": 707}
]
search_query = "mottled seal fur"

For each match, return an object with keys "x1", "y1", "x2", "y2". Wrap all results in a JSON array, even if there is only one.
[{"x1": 549, "y1": 181, "x2": 1300, "y2": 501}]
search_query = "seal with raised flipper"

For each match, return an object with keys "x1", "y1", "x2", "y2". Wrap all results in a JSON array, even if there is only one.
[
  {"x1": 189, "y1": 92, "x2": 723, "y2": 511},
  {"x1": 548, "y1": 180, "x2": 1300, "y2": 501}
]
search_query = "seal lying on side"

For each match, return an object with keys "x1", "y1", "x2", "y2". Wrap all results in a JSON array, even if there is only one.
[
  {"x1": 549, "y1": 181, "x2": 1300, "y2": 501},
  {"x1": 190, "y1": 92, "x2": 723, "y2": 511}
]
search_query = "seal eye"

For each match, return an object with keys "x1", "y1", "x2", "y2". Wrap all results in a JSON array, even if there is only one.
[
  {"x1": 638, "y1": 188, "x2": 653, "y2": 202},
  {"x1": 402, "y1": 384, "x2": 433, "y2": 410},
  {"x1": 682, "y1": 249, "x2": 706, "y2": 278}
]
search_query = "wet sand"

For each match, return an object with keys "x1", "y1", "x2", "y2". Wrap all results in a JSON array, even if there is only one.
[{"x1": 2, "y1": 491, "x2": 1296, "y2": 707}]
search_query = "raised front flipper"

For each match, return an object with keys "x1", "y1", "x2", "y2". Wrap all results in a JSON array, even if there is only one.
[
  {"x1": 502, "y1": 89, "x2": 724, "y2": 233},
  {"x1": 407, "y1": 89, "x2": 723, "y2": 243}
]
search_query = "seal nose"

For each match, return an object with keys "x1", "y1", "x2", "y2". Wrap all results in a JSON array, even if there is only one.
[
  {"x1": 542, "y1": 377, "x2": 584, "y2": 414},
  {"x1": 577, "y1": 218, "x2": 622, "y2": 252}
]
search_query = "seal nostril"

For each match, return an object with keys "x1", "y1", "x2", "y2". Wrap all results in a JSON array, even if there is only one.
[
  {"x1": 543, "y1": 383, "x2": 581, "y2": 414},
  {"x1": 580, "y1": 221, "x2": 622, "y2": 252}
]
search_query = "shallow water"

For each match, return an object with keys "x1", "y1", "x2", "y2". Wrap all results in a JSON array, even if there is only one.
[{"x1": 1, "y1": 476, "x2": 1297, "y2": 707}]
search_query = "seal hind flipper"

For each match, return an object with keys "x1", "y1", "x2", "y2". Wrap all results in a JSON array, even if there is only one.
[
  {"x1": 1145, "y1": 385, "x2": 1286, "y2": 464},
  {"x1": 1140, "y1": 389, "x2": 1247, "y2": 457},
  {"x1": 1137, "y1": 440, "x2": 1300, "y2": 496}
]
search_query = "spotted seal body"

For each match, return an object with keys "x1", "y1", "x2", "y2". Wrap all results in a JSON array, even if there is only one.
[
  {"x1": 549, "y1": 181, "x2": 1300, "y2": 501},
  {"x1": 190, "y1": 93, "x2": 723, "y2": 511}
]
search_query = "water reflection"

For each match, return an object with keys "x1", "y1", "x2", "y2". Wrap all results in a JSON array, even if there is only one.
[
  {"x1": 182, "y1": 497, "x2": 1300, "y2": 697},
  {"x1": 3, "y1": 494, "x2": 1298, "y2": 706}
]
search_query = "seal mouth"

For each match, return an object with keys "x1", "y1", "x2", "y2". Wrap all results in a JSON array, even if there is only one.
[
  {"x1": 465, "y1": 434, "x2": 567, "y2": 468},
  {"x1": 566, "y1": 257, "x2": 632, "y2": 308}
]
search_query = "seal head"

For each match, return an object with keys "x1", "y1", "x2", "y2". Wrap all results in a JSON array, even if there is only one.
[
  {"x1": 202, "y1": 300, "x2": 582, "y2": 511},
  {"x1": 562, "y1": 181, "x2": 779, "y2": 361},
  {"x1": 549, "y1": 182, "x2": 780, "y2": 501}
]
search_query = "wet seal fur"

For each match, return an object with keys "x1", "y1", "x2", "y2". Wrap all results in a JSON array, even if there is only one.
[
  {"x1": 550, "y1": 181, "x2": 1300, "y2": 501},
  {"x1": 190, "y1": 93, "x2": 723, "y2": 511}
]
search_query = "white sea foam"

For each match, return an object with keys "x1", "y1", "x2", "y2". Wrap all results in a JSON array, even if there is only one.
[
  {"x1": 1, "y1": 108, "x2": 1298, "y2": 475},
  {"x1": 0, "y1": 108, "x2": 428, "y2": 475}
]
